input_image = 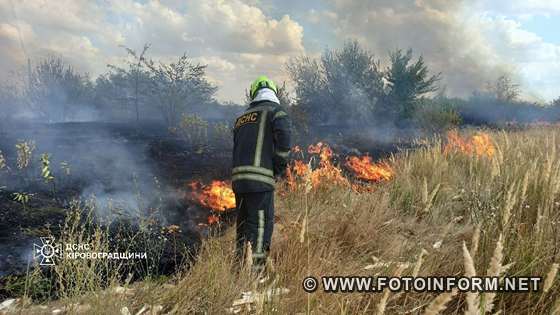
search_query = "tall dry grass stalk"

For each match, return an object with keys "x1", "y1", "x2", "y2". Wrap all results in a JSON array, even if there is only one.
[
  {"x1": 412, "y1": 248, "x2": 428, "y2": 277},
  {"x1": 552, "y1": 297, "x2": 560, "y2": 315},
  {"x1": 543, "y1": 263, "x2": 559, "y2": 294},
  {"x1": 482, "y1": 234, "x2": 503, "y2": 313},
  {"x1": 376, "y1": 264, "x2": 406, "y2": 315},
  {"x1": 303, "y1": 161, "x2": 312, "y2": 315},
  {"x1": 244, "y1": 241, "x2": 253, "y2": 273},
  {"x1": 423, "y1": 289, "x2": 458, "y2": 315},
  {"x1": 462, "y1": 242, "x2": 479, "y2": 315},
  {"x1": 470, "y1": 225, "x2": 481, "y2": 260}
]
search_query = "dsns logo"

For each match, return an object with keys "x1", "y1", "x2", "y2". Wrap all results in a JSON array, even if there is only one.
[{"x1": 33, "y1": 237, "x2": 63, "y2": 266}]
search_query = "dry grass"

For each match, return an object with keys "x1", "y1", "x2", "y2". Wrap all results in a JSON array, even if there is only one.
[{"x1": 18, "y1": 126, "x2": 560, "y2": 314}]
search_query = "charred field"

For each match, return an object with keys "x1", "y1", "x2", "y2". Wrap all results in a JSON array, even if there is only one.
[
  {"x1": 0, "y1": 120, "x2": 236, "y2": 283},
  {"x1": 0, "y1": 121, "x2": 559, "y2": 314},
  {"x1": 0, "y1": 119, "x2": 412, "y2": 301}
]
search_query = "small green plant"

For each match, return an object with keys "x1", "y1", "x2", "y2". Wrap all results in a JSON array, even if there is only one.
[
  {"x1": 13, "y1": 192, "x2": 33, "y2": 211},
  {"x1": 40, "y1": 153, "x2": 54, "y2": 182},
  {"x1": 41, "y1": 153, "x2": 57, "y2": 198},
  {"x1": 16, "y1": 140, "x2": 36, "y2": 170}
]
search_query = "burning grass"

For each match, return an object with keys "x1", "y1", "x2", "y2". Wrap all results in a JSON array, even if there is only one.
[
  {"x1": 186, "y1": 180, "x2": 236, "y2": 225},
  {"x1": 186, "y1": 180, "x2": 236, "y2": 212},
  {"x1": 443, "y1": 129, "x2": 496, "y2": 158},
  {"x1": 345, "y1": 156, "x2": 393, "y2": 182},
  {"x1": 6, "y1": 127, "x2": 560, "y2": 314},
  {"x1": 285, "y1": 142, "x2": 394, "y2": 191}
]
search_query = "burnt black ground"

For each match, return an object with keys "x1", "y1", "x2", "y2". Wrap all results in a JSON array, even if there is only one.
[
  {"x1": 0, "y1": 120, "x2": 416, "y2": 299},
  {"x1": 0, "y1": 121, "x2": 233, "y2": 284}
]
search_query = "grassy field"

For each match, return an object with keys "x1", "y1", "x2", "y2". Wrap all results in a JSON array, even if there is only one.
[{"x1": 5, "y1": 126, "x2": 560, "y2": 314}]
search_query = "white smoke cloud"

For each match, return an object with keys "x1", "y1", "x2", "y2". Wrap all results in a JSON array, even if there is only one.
[
  {"x1": 318, "y1": 0, "x2": 560, "y2": 101},
  {"x1": 0, "y1": 0, "x2": 305, "y2": 102}
]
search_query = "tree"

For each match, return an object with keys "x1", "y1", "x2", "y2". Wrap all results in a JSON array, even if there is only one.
[
  {"x1": 144, "y1": 54, "x2": 216, "y2": 127},
  {"x1": 491, "y1": 75, "x2": 520, "y2": 102},
  {"x1": 100, "y1": 45, "x2": 152, "y2": 122},
  {"x1": 129, "y1": 45, "x2": 150, "y2": 122},
  {"x1": 287, "y1": 41, "x2": 384, "y2": 128},
  {"x1": 382, "y1": 49, "x2": 441, "y2": 123},
  {"x1": 286, "y1": 55, "x2": 327, "y2": 126},
  {"x1": 27, "y1": 56, "x2": 93, "y2": 121}
]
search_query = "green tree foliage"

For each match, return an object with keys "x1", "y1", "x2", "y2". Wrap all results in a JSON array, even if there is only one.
[
  {"x1": 28, "y1": 56, "x2": 93, "y2": 121},
  {"x1": 144, "y1": 54, "x2": 217, "y2": 127},
  {"x1": 287, "y1": 41, "x2": 384, "y2": 127},
  {"x1": 415, "y1": 98, "x2": 462, "y2": 133},
  {"x1": 287, "y1": 42, "x2": 441, "y2": 131},
  {"x1": 383, "y1": 49, "x2": 441, "y2": 123},
  {"x1": 95, "y1": 45, "x2": 152, "y2": 122}
]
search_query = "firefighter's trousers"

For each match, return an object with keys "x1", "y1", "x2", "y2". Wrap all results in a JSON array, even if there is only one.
[{"x1": 235, "y1": 191, "x2": 274, "y2": 272}]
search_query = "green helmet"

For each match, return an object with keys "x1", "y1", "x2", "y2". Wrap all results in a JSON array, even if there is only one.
[{"x1": 250, "y1": 75, "x2": 277, "y2": 100}]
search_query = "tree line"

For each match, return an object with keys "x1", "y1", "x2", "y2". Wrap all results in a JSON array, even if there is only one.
[
  {"x1": 1, "y1": 41, "x2": 559, "y2": 133},
  {"x1": 286, "y1": 41, "x2": 560, "y2": 137},
  {"x1": 0, "y1": 45, "x2": 217, "y2": 126}
]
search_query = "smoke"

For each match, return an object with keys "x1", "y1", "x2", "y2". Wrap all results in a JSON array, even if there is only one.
[
  {"x1": 1, "y1": 121, "x2": 160, "y2": 215},
  {"x1": 326, "y1": 0, "x2": 516, "y2": 98},
  {"x1": 0, "y1": 118, "x2": 238, "y2": 276}
]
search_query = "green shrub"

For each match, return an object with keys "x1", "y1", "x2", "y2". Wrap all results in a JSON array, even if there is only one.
[{"x1": 415, "y1": 99, "x2": 462, "y2": 133}]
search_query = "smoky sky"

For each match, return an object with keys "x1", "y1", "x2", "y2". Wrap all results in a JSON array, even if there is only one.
[
  {"x1": 0, "y1": 0, "x2": 559, "y2": 102},
  {"x1": 320, "y1": 0, "x2": 516, "y2": 98}
]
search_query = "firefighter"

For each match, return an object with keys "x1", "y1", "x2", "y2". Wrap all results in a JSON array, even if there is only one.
[{"x1": 232, "y1": 75, "x2": 291, "y2": 274}]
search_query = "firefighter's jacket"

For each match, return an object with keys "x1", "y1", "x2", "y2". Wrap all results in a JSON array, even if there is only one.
[{"x1": 232, "y1": 91, "x2": 291, "y2": 193}]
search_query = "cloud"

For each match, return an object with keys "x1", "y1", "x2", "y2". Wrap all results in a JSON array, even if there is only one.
[
  {"x1": 0, "y1": 0, "x2": 305, "y2": 102},
  {"x1": 475, "y1": 14, "x2": 560, "y2": 101},
  {"x1": 1, "y1": 0, "x2": 557, "y2": 102},
  {"x1": 476, "y1": 0, "x2": 560, "y2": 17},
  {"x1": 321, "y1": 0, "x2": 508, "y2": 97},
  {"x1": 306, "y1": 9, "x2": 338, "y2": 24},
  {"x1": 320, "y1": 0, "x2": 559, "y2": 101}
]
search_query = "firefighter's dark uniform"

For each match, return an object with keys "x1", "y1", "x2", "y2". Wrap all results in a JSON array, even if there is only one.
[{"x1": 232, "y1": 96, "x2": 291, "y2": 271}]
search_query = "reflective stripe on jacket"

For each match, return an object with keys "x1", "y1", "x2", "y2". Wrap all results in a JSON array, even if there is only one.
[{"x1": 232, "y1": 100, "x2": 291, "y2": 193}]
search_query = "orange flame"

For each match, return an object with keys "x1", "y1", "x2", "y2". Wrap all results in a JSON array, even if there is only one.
[
  {"x1": 207, "y1": 214, "x2": 220, "y2": 225},
  {"x1": 307, "y1": 142, "x2": 324, "y2": 154},
  {"x1": 286, "y1": 142, "x2": 349, "y2": 190},
  {"x1": 187, "y1": 180, "x2": 236, "y2": 211},
  {"x1": 345, "y1": 156, "x2": 393, "y2": 182},
  {"x1": 471, "y1": 133, "x2": 495, "y2": 157},
  {"x1": 444, "y1": 130, "x2": 495, "y2": 158},
  {"x1": 292, "y1": 160, "x2": 309, "y2": 176}
]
